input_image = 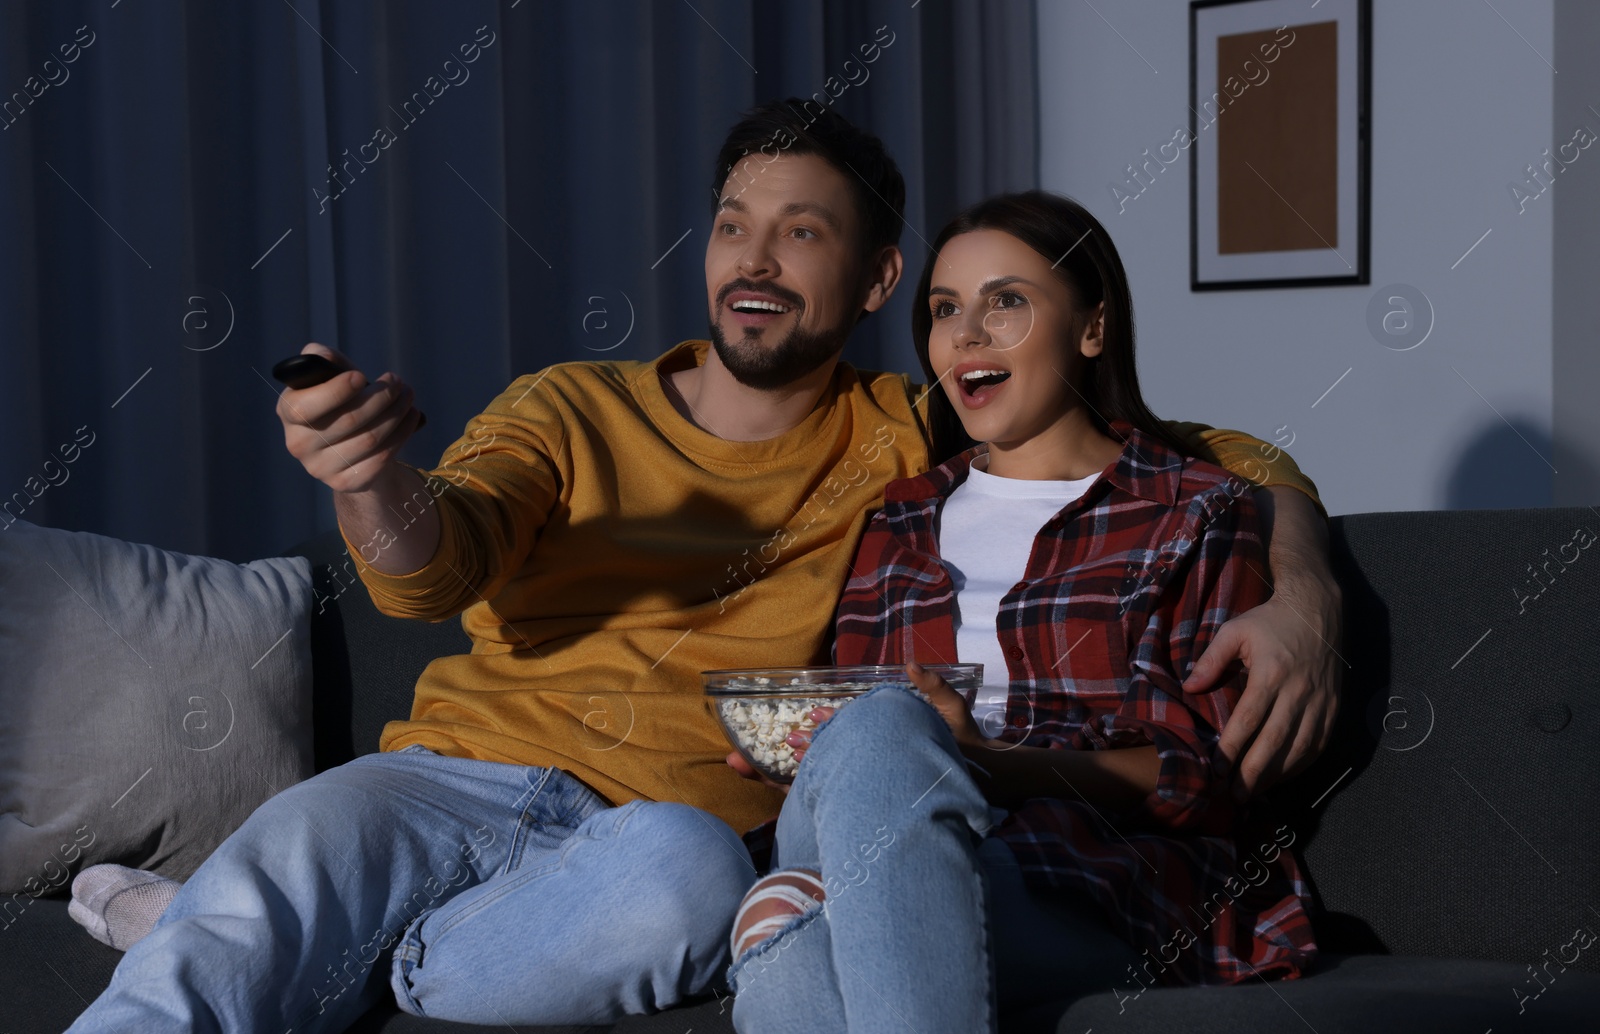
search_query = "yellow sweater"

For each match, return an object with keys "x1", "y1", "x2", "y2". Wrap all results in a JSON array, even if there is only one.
[{"x1": 341, "y1": 340, "x2": 1323, "y2": 834}]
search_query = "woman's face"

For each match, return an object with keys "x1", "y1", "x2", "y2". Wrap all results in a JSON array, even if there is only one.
[{"x1": 925, "y1": 229, "x2": 1103, "y2": 449}]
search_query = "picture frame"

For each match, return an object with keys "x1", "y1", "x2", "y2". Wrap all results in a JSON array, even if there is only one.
[{"x1": 1189, "y1": 0, "x2": 1370, "y2": 290}]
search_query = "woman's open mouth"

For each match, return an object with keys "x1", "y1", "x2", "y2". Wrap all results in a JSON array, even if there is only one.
[{"x1": 955, "y1": 367, "x2": 1012, "y2": 408}]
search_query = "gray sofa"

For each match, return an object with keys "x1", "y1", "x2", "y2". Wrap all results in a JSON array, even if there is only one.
[{"x1": 8, "y1": 505, "x2": 1598, "y2": 1032}]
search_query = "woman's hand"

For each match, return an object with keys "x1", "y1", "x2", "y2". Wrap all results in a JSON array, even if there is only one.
[
  {"x1": 780, "y1": 706, "x2": 836, "y2": 768},
  {"x1": 905, "y1": 661, "x2": 986, "y2": 750}
]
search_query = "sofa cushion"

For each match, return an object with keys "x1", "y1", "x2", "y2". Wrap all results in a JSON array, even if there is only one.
[
  {"x1": 0, "y1": 520, "x2": 315, "y2": 893},
  {"x1": 1032, "y1": 953, "x2": 1600, "y2": 1033},
  {"x1": 0, "y1": 897, "x2": 125, "y2": 1034}
]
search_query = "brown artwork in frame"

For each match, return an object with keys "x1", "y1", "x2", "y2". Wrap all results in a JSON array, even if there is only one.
[{"x1": 1190, "y1": 0, "x2": 1370, "y2": 290}]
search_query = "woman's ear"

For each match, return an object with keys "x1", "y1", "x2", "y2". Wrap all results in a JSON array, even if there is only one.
[{"x1": 1078, "y1": 300, "x2": 1106, "y2": 358}]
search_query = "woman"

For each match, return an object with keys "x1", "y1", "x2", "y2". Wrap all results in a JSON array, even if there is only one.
[{"x1": 724, "y1": 191, "x2": 1318, "y2": 1031}]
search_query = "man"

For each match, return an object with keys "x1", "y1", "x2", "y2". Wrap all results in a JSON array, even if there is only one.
[{"x1": 67, "y1": 98, "x2": 1339, "y2": 1032}]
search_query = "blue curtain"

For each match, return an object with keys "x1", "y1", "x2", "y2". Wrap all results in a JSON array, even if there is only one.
[{"x1": 0, "y1": 0, "x2": 1037, "y2": 562}]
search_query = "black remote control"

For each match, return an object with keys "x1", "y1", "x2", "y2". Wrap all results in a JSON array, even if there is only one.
[
  {"x1": 272, "y1": 353, "x2": 348, "y2": 389},
  {"x1": 271, "y1": 354, "x2": 426, "y2": 428}
]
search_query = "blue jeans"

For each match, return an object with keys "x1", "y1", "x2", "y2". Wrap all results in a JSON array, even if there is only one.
[
  {"x1": 727, "y1": 685, "x2": 1140, "y2": 1033},
  {"x1": 66, "y1": 744, "x2": 757, "y2": 1033}
]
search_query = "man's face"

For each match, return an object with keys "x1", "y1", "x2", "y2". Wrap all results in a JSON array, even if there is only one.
[{"x1": 704, "y1": 152, "x2": 869, "y2": 390}]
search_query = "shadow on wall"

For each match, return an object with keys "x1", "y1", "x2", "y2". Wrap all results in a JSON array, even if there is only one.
[
  {"x1": 1442, "y1": 420, "x2": 1599, "y2": 509},
  {"x1": 1553, "y1": 437, "x2": 1600, "y2": 509}
]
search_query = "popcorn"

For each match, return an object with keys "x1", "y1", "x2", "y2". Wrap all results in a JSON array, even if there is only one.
[
  {"x1": 705, "y1": 666, "x2": 982, "y2": 784},
  {"x1": 714, "y1": 679, "x2": 875, "y2": 782}
]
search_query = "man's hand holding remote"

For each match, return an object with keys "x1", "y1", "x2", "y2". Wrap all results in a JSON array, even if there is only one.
[{"x1": 275, "y1": 342, "x2": 438, "y2": 575}]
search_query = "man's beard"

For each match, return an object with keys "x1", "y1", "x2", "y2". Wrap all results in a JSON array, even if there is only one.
[
  {"x1": 708, "y1": 319, "x2": 845, "y2": 392},
  {"x1": 708, "y1": 282, "x2": 849, "y2": 391}
]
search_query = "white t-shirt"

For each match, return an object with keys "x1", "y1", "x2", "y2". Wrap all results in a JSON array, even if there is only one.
[{"x1": 937, "y1": 456, "x2": 1100, "y2": 738}]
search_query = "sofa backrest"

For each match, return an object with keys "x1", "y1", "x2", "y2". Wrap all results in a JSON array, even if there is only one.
[
  {"x1": 286, "y1": 504, "x2": 1600, "y2": 971},
  {"x1": 1270, "y1": 505, "x2": 1597, "y2": 973},
  {"x1": 288, "y1": 531, "x2": 471, "y2": 772}
]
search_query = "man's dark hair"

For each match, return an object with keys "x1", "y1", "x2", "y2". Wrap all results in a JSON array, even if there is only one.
[{"x1": 712, "y1": 98, "x2": 905, "y2": 261}]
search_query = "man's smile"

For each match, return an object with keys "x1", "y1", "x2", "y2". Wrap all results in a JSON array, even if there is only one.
[{"x1": 720, "y1": 286, "x2": 802, "y2": 330}]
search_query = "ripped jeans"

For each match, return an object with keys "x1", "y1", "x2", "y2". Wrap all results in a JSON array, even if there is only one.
[{"x1": 726, "y1": 685, "x2": 1140, "y2": 1033}]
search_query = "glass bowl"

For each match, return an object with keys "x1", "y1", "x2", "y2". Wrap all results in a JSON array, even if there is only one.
[{"x1": 704, "y1": 664, "x2": 983, "y2": 783}]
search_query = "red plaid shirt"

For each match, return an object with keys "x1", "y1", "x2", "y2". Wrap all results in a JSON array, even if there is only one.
[{"x1": 830, "y1": 422, "x2": 1318, "y2": 987}]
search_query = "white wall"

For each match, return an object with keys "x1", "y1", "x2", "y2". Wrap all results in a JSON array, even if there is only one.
[{"x1": 1038, "y1": 0, "x2": 1569, "y2": 515}]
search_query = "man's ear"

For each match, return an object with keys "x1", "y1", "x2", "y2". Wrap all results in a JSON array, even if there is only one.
[
  {"x1": 860, "y1": 245, "x2": 905, "y2": 315},
  {"x1": 1079, "y1": 300, "x2": 1106, "y2": 359}
]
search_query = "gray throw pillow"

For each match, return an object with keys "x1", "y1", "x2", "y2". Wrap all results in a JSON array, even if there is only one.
[{"x1": 0, "y1": 519, "x2": 314, "y2": 898}]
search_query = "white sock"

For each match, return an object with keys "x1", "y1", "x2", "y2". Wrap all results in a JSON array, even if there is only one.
[{"x1": 68, "y1": 864, "x2": 183, "y2": 951}]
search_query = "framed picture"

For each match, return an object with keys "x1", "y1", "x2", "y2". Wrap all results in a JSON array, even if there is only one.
[{"x1": 1189, "y1": 0, "x2": 1370, "y2": 290}]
